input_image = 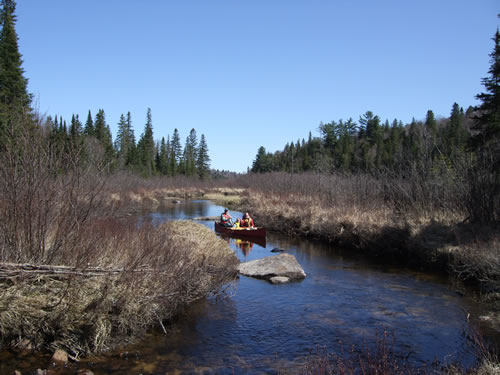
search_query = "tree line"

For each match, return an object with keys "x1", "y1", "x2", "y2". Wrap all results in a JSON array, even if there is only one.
[
  {"x1": 251, "y1": 28, "x2": 500, "y2": 223},
  {"x1": 46, "y1": 108, "x2": 211, "y2": 178},
  {"x1": 251, "y1": 104, "x2": 472, "y2": 175},
  {"x1": 0, "y1": 0, "x2": 211, "y2": 179}
]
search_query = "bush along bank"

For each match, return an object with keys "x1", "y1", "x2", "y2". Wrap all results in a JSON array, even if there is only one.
[{"x1": 0, "y1": 221, "x2": 239, "y2": 357}]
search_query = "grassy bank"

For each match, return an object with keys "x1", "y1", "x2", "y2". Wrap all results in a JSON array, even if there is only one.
[
  {"x1": 236, "y1": 173, "x2": 499, "y2": 293},
  {"x1": 0, "y1": 220, "x2": 238, "y2": 356},
  {"x1": 106, "y1": 172, "x2": 244, "y2": 212},
  {"x1": 109, "y1": 172, "x2": 499, "y2": 295}
]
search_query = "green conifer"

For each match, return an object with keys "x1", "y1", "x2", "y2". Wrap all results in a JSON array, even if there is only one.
[
  {"x1": 196, "y1": 134, "x2": 210, "y2": 178},
  {"x1": 0, "y1": 0, "x2": 32, "y2": 141}
]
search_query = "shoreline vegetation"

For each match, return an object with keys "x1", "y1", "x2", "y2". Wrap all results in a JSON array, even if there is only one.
[{"x1": 0, "y1": 217, "x2": 238, "y2": 357}]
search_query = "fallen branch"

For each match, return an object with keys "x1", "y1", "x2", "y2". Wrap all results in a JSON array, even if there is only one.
[{"x1": 0, "y1": 262, "x2": 154, "y2": 278}]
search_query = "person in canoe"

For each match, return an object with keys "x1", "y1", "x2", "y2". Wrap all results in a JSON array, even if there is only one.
[
  {"x1": 241, "y1": 212, "x2": 255, "y2": 228},
  {"x1": 234, "y1": 218, "x2": 242, "y2": 228},
  {"x1": 220, "y1": 208, "x2": 233, "y2": 227}
]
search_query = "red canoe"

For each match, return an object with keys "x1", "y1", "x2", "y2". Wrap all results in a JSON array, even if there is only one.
[{"x1": 214, "y1": 222, "x2": 267, "y2": 239}]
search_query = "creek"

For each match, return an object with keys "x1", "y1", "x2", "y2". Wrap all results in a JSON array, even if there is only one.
[{"x1": 2, "y1": 200, "x2": 497, "y2": 374}]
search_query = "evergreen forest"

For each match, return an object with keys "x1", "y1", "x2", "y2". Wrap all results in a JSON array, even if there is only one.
[
  {"x1": 250, "y1": 30, "x2": 500, "y2": 224},
  {"x1": 0, "y1": 0, "x2": 211, "y2": 179}
]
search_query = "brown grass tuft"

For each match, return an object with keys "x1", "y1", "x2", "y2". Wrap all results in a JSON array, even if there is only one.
[{"x1": 0, "y1": 220, "x2": 238, "y2": 356}]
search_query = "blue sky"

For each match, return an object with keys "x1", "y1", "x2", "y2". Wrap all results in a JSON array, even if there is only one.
[{"x1": 15, "y1": 1, "x2": 499, "y2": 172}]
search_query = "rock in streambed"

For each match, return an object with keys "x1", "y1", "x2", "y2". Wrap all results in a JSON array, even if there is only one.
[{"x1": 238, "y1": 253, "x2": 306, "y2": 283}]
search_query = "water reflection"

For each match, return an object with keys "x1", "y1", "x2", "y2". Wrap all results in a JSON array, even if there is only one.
[{"x1": 235, "y1": 239, "x2": 254, "y2": 257}]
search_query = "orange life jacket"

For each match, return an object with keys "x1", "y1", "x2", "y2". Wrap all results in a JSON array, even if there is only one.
[{"x1": 221, "y1": 213, "x2": 231, "y2": 224}]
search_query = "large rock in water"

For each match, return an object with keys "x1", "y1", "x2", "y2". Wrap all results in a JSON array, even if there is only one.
[{"x1": 238, "y1": 253, "x2": 306, "y2": 283}]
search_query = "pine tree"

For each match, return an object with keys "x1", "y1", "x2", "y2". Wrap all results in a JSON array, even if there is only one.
[
  {"x1": 470, "y1": 29, "x2": 500, "y2": 151},
  {"x1": 196, "y1": 134, "x2": 210, "y2": 178},
  {"x1": 94, "y1": 109, "x2": 114, "y2": 164},
  {"x1": 164, "y1": 134, "x2": 172, "y2": 176},
  {"x1": 425, "y1": 110, "x2": 437, "y2": 139},
  {"x1": 83, "y1": 110, "x2": 94, "y2": 136},
  {"x1": 170, "y1": 128, "x2": 182, "y2": 175},
  {"x1": 444, "y1": 103, "x2": 467, "y2": 157},
  {"x1": 251, "y1": 146, "x2": 272, "y2": 173},
  {"x1": 467, "y1": 27, "x2": 500, "y2": 222},
  {"x1": 115, "y1": 113, "x2": 130, "y2": 168},
  {"x1": 184, "y1": 128, "x2": 198, "y2": 176},
  {"x1": 359, "y1": 111, "x2": 380, "y2": 144},
  {"x1": 136, "y1": 108, "x2": 155, "y2": 176},
  {"x1": 69, "y1": 114, "x2": 81, "y2": 139},
  {"x1": 69, "y1": 114, "x2": 83, "y2": 153},
  {"x1": 0, "y1": 0, "x2": 32, "y2": 141},
  {"x1": 158, "y1": 137, "x2": 168, "y2": 175},
  {"x1": 125, "y1": 111, "x2": 137, "y2": 166}
]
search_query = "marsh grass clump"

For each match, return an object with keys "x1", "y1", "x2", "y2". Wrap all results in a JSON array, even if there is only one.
[{"x1": 0, "y1": 220, "x2": 239, "y2": 356}]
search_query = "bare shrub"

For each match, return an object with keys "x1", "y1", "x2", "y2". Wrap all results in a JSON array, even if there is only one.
[
  {"x1": 0, "y1": 116, "x2": 108, "y2": 264},
  {"x1": 464, "y1": 152, "x2": 500, "y2": 224}
]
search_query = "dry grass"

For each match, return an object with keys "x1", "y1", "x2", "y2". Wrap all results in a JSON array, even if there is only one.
[
  {"x1": 452, "y1": 237, "x2": 500, "y2": 294},
  {"x1": 0, "y1": 220, "x2": 239, "y2": 357},
  {"x1": 236, "y1": 172, "x2": 499, "y2": 278},
  {"x1": 203, "y1": 190, "x2": 243, "y2": 208},
  {"x1": 105, "y1": 174, "x2": 245, "y2": 211}
]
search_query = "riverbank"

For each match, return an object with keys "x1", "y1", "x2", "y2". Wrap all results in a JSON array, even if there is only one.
[
  {"x1": 243, "y1": 189, "x2": 499, "y2": 291},
  {"x1": 0, "y1": 221, "x2": 238, "y2": 361},
  {"x1": 232, "y1": 173, "x2": 500, "y2": 345},
  {"x1": 106, "y1": 177, "x2": 499, "y2": 297}
]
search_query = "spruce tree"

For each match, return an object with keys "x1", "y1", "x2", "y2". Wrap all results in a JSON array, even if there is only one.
[
  {"x1": 83, "y1": 110, "x2": 94, "y2": 136},
  {"x1": 69, "y1": 114, "x2": 81, "y2": 139},
  {"x1": 115, "y1": 113, "x2": 129, "y2": 168},
  {"x1": 69, "y1": 114, "x2": 83, "y2": 153},
  {"x1": 468, "y1": 27, "x2": 500, "y2": 222},
  {"x1": 442, "y1": 103, "x2": 467, "y2": 158},
  {"x1": 93, "y1": 109, "x2": 114, "y2": 164},
  {"x1": 165, "y1": 134, "x2": 172, "y2": 176},
  {"x1": 251, "y1": 146, "x2": 271, "y2": 173},
  {"x1": 185, "y1": 128, "x2": 198, "y2": 176},
  {"x1": 170, "y1": 128, "x2": 182, "y2": 174},
  {"x1": 0, "y1": 0, "x2": 32, "y2": 141},
  {"x1": 425, "y1": 110, "x2": 437, "y2": 139},
  {"x1": 158, "y1": 137, "x2": 168, "y2": 174},
  {"x1": 125, "y1": 111, "x2": 137, "y2": 166},
  {"x1": 196, "y1": 134, "x2": 210, "y2": 178},
  {"x1": 136, "y1": 108, "x2": 155, "y2": 176},
  {"x1": 470, "y1": 29, "x2": 500, "y2": 151}
]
